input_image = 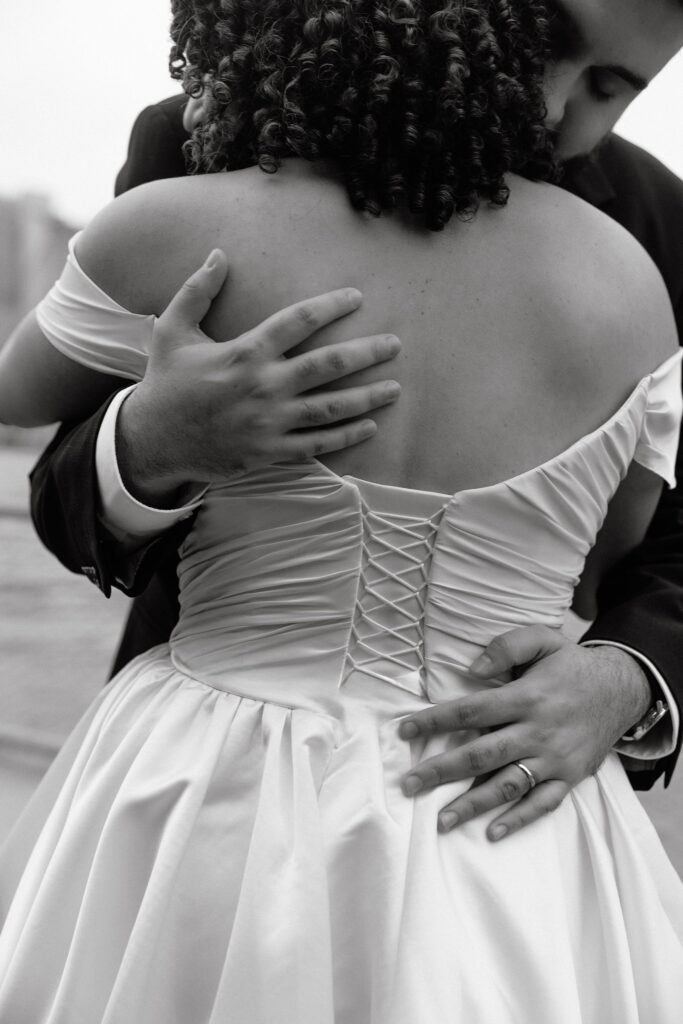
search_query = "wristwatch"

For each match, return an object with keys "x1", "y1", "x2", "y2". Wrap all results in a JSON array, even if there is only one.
[{"x1": 621, "y1": 699, "x2": 670, "y2": 743}]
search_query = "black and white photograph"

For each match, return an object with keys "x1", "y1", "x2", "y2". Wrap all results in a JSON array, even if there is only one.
[{"x1": 1, "y1": 1, "x2": 683, "y2": 1020}]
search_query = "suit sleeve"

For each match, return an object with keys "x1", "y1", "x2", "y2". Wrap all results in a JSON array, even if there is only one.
[
  {"x1": 29, "y1": 393, "x2": 194, "y2": 600},
  {"x1": 584, "y1": 295, "x2": 683, "y2": 790}
]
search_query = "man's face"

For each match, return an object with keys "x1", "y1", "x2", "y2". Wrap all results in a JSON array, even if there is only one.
[{"x1": 544, "y1": 0, "x2": 683, "y2": 160}]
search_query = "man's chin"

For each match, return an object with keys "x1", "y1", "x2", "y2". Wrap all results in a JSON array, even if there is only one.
[{"x1": 559, "y1": 136, "x2": 611, "y2": 175}]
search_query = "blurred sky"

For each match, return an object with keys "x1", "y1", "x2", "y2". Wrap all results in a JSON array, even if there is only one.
[{"x1": 2, "y1": 0, "x2": 682, "y2": 226}]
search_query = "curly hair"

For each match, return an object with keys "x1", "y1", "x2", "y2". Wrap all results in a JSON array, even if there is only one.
[{"x1": 169, "y1": 1, "x2": 556, "y2": 230}]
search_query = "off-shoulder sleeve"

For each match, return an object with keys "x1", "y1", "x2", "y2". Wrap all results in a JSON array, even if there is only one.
[
  {"x1": 634, "y1": 350, "x2": 683, "y2": 488},
  {"x1": 34, "y1": 232, "x2": 154, "y2": 381}
]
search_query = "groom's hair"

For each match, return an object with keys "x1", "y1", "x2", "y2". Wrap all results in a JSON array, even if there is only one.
[{"x1": 170, "y1": 0, "x2": 556, "y2": 231}]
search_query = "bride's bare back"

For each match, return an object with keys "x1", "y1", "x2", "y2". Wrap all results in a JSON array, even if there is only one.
[{"x1": 79, "y1": 159, "x2": 676, "y2": 498}]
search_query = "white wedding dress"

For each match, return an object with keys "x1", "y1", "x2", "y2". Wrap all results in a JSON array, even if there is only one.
[{"x1": 2, "y1": 239, "x2": 683, "y2": 1023}]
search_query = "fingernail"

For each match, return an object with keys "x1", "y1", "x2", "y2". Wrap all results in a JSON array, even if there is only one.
[
  {"x1": 205, "y1": 248, "x2": 222, "y2": 269},
  {"x1": 489, "y1": 825, "x2": 508, "y2": 841},
  {"x1": 402, "y1": 775, "x2": 423, "y2": 796},
  {"x1": 346, "y1": 288, "x2": 362, "y2": 304},
  {"x1": 438, "y1": 811, "x2": 458, "y2": 832},
  {"x1": 400, "y1": 721, "x2": 418, "y2": 739},
  {"x1": 360, "y1": 419, "x2": 377, "y2": 438},
  {"x1": 470, "y1": 653, "x2": 493, "y2": 676}
]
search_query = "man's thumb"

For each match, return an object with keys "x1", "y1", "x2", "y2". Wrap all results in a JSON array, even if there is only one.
[{"x1": 161, "y1": 249, "x2": 229, "y2": 344}]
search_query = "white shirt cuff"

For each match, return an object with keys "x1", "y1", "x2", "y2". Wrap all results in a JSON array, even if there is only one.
[
  {"x1": 580, "y1": 639, "x2": 679, "y2": 760},
  {"x1": 95, "y1": 385, "x2": 205, "y2": 542}
]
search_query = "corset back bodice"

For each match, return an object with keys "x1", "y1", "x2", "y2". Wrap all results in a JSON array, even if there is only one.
[{"x1": 169, "y1": 374, "x2": 665, "y2": 714}]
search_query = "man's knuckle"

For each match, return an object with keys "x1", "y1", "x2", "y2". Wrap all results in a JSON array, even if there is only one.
[
  {"x1": 325, "y1": 400, "x2": 345, "y2": 421},
  {"x1": 514, "y1": 689, "x2": 535, "y2": 715},
  {"x1": 245, "y1": 410, "x2": 272, "y2": 434},
  {"x1": 248, "y1": 379, "x2": 276, "y2": 402},
  {"x1": 325, "y1": 351, "x2": 347, "y2": 376},
  {"x1": 456, "y1": 702, "x2": 478, "y2": 727},
  {"x1": 467, "y1": 748, "x2": 486, "y2": 774},
  {"x1": 495, "y1": 736, "x2": 510, "y2": 761},
  {"x1": 298, "y1": 399, "x2": 325, "y2": 426},
  {"x1": 181, "y1": 278, "x2": 202, "y2": 297},
  {"x1": 297, "y1": 356, "x2": 320, "y2": 383},
  {"x1": 230, "y1": 340, "x2": 257, "y2": 366},
  {"x1": 533, "y1": 724, "x2": 553, "y2": 748},
  {"x1": 296, "y1": 304, "x2": 319, "y2": 329},
  {"x1": 500, "y1": 779, "x2": 521, "y2": 803}
]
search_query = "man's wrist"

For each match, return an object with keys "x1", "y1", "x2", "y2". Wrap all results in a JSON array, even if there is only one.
[
  {"x1": 116, "y1": 385, "x2": 206, "y2": 508},
  {"x1": 591, "y1": 646, "x2": 653, "y2": 729},
  {"x1": 95, "y1": 387, "x2": 206, "y2": 543},
  {"x1": 581, "y1": 641, "x2": 677, "y2": 759}
]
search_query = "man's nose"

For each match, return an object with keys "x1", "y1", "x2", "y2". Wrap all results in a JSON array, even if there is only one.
[{"x1": 544, "y1": 61, "x2": 579, "y2": 129}]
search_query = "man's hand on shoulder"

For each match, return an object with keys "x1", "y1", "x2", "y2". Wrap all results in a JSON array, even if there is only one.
[{"x1": 116, "y1": 250, "x2": 402, "y2": 507}]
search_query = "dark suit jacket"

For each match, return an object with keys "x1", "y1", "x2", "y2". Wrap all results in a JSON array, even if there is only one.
[
  {"x1": 115, "y1": 94, "x2": 189, "y2": 194},
  {"x1": 29, "y1": 101, "x2": 683, "y2": 785}
]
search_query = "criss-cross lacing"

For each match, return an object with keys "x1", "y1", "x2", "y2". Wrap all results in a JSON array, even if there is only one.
[{"x1": 340, "y1": 499, "x2": 446, "y2": 692}]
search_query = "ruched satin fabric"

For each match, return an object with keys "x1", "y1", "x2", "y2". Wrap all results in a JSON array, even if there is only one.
[
  {"x1": 2, "y1": 255, "x2": 683, "y2": 1021},
  {"x1": 35, "y1": 234, "x2": 153, "y2": 382}
]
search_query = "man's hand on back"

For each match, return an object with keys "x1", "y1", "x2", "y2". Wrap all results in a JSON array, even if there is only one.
[
  {"x1": 398, "y1": 627, "x2": 653, "y2": 840},
  {"x1": 117, "y1": 249, "x2": 401, "y2": 507}
]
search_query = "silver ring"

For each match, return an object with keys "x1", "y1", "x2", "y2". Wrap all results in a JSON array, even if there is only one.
[{"x1": 513, "y1": 760, "x2": 537, "y2": 791}]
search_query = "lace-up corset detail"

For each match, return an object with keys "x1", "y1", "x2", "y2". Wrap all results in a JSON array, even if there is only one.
[{"x1": 341, "y1": 481, "x2": 447, "y2": 697}]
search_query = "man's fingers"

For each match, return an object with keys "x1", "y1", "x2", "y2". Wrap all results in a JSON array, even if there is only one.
[
  {"x1": 271, "y1": 419, "x2": 379, "y2": 463},
  {"x1": 160, "y1": 249, "x2": 229, "y2": 344},
  {"x1": 469, "y1": 626, "x2": 565, "y2": 679},
  {"x1": 285, "y1": 380, "x2": 401, "y2": 429},
  {"x1": 283, "y1": 333, "x2": 401, "y2": 391},
  {"x1": 399, "y1": 690, "x2": 522, "y2": 741},
  {"x1": 436, "y1": 761, "x2": 540, "y2": 832},
  {"x1": 485, "y1": 778, "x2": 569, "y2": 841},
  {"x1": 254, "y1": 289, "x2": 368, "y2": 357},
  {"x1": 400, "y1": 727, "x2": 526, "y2": 795}
]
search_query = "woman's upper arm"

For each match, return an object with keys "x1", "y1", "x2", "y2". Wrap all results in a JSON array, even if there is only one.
[
  {"x1": 0, "y1": 311, "x2": 127, "y2": 427},
  {"x1": 0, "y1": 186, "x2": 168, "y2": 428}
]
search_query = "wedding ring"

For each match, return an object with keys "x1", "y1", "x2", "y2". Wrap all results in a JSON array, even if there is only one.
[{"x1": 513, "y1": 760, "x2": 537, "y2": 791}]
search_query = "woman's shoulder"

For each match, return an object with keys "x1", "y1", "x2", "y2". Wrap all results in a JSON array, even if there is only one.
[
  {"x1": 73, "y1": 174, "x2": 257, "y2": 317},
  {"x1": 503, "y1": 175, "x2": 678, "y2": 381},
  {"x1": 72, "y1": 163, "x2": 359, "y2": 326}
]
